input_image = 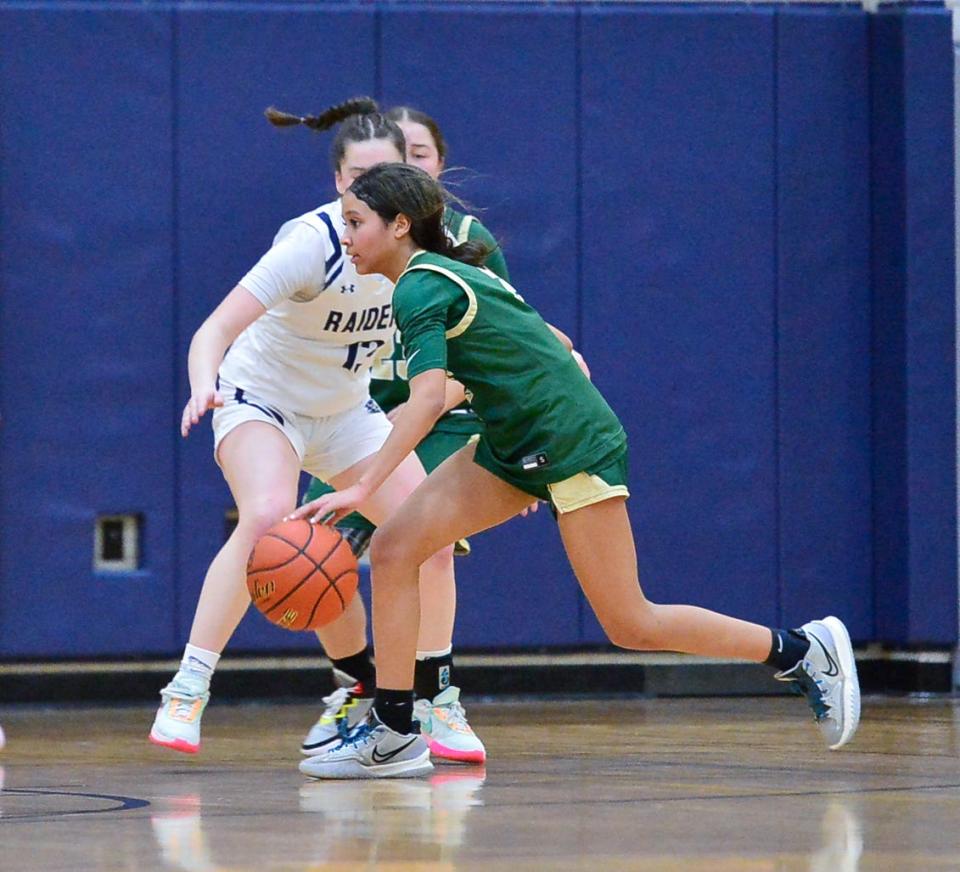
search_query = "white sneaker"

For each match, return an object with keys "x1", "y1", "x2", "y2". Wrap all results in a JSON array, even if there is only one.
[
  {"x1": 413, "y1": 686, "x2": 486, "y2": 764},
  {"x1": 299, "y1": 716, "x2": 433, "y2": 780},
  {"x1": 149, "y1": 671, "x2": 210, "y2": 754},
  {"x1": 775, "y1": 616, "x2": 861, "y2": 750},
  {"x1": 301, "y1": 668, "x2": 374, "y2": 756}
]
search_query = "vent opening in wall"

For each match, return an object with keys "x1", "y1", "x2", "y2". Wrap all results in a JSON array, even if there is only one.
[{"x1": 94, "y1": 514, "x2": 141, "y2": 572}]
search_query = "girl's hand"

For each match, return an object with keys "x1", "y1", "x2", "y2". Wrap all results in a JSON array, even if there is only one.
[
  {"x1": 519, "y1": 500, "x2": 541, "y2": 518},
  {"x1": 181, "y1": 388, "x2": 224, "y2": 437},
  {"x1": 286, "y1": 482, "x2": 371, "y2": 526},
  {"x1": 386, "y1": 402, "x2": 407, "y2": 423}
]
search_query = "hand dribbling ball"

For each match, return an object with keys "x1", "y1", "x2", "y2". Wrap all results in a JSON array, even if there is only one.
[{"x1": 246, "y1": 519, "x2": 359, "y2": 631}]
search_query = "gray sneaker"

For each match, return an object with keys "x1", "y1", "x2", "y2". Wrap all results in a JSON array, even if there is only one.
[
  {"x1": 301, "y1": 668, "x2": 374, "y2": 757},
  {"x1": 776, "y1": 616, "x2": 861, "y2": 750},
  {"x1": 299, "y1": 716, "x2": 433, "y2": 780}
]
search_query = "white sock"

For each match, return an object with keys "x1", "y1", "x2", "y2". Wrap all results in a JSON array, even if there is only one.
[
  {"x1": 416, "y1": 645, "x2": 452, "y2": 661},
  {"x1": 180, "y1": 644, "x2": 220, "y2": 681}
]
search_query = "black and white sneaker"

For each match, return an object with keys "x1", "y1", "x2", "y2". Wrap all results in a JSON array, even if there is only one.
[
  {"x1": 776, "y1": 616, "x2": 861, "y2": 750},
  {"x1": 299, "y1": 715, "x2": 433, "y2": 780}
]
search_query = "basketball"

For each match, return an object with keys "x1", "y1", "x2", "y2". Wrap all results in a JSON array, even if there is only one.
[{"x1": 246, "y1": 519, "x2": 359, "y2": 632}]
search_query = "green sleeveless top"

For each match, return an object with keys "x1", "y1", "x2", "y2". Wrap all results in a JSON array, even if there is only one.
[{"x1": 393, "y1": 251, "x2": 626, "y2": 486}]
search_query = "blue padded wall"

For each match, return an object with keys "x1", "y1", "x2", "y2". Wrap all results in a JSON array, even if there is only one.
[
  {"x1": 380, "y1": 5, "x2": 582, "y2": 647},
  {"x1": 0, "y1": 9, "x2": 178, "y2": 655},
  {"x1": 899, "y1": 11, "x2": 956, "y2": 643},
  {"x1": 0, "y1": 2, "x2": 955, "y2": 658},
  {"x1": 579, "y1": 7, "x2": 779, "y2": 641},
  {"x1": 870, "y1": 11, "x2": 909, "y2": 643},
  {"x1": 776, "y1": 9, "x2": 873, "y2": 636},
  {"x1": 174, "y1": 6, "x2": 379, "y2": 652},
  {"x1": 871, "y1": 9, "x2": 956, "y2": 644}
]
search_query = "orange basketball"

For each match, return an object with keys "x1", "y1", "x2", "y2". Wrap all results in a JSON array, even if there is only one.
[{"x1": 246, "y1": 519, "x2": 359, "y2": 632}]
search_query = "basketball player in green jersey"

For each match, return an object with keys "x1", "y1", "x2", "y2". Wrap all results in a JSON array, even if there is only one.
[
  {"x1": 292, "y1": 162, "x2": 861, "y2": 779},
  {"x1": 300, "y1": 107, "x2": 513, "y2": 764},
  {"x1": 305, "y1": 108, "x2": 507, "y2": 559}
]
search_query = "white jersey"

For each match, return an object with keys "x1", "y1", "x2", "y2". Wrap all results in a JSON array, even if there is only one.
[{"x1": 219, "y1": 199, "x2": 395, "y2": 418}]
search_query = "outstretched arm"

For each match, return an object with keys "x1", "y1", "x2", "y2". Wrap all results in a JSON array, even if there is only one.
[
  {"x1": 290, "y1": 368, "x2": 448, "y2": 524},
  {"x1": 181, "y1": 284, "x2": 266, "y2": 437}
]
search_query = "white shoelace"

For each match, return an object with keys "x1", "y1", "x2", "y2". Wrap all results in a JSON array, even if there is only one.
[{"x1": 441, "y1": 700, "x2": 471, "y2": 731}]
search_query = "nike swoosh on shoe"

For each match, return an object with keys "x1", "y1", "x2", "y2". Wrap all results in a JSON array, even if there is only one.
[
  {"x1": 812, "y1": 635, "x2": 840, "y2": 677},
  {"x1": 371, "y1": 738, "x2": 417, "y2": 764}
]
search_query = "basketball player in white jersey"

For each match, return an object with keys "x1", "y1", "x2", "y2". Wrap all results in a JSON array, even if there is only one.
[{"x1": 150, "y1": 100, "x2": 482, "y2": 762}]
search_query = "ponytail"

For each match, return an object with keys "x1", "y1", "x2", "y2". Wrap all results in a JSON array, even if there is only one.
[
  {"x1": 264, "y1": 97, "x2": 379, "y2": 132},
  {"x1": 264, "y1": 97, "x2": 405, "y2": 171}
]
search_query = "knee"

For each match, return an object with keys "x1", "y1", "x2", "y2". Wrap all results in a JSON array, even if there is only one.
[
  {"x1": 369, "y1": 528, "x2": 453, "y2": 576},
  {"x1": 236, "y1": 497, "x2": 291, "y2": 540},
  {"x1": 598, "y1": 604, "x2": 663, "y2": 652},
  {"x1": 368, "y1": 526, "x2": 413, "y2": 573}
]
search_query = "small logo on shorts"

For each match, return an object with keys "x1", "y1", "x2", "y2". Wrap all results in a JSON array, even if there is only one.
[
  {"x1": 521, "y1": 451, "x2": 550, "y2": 471},
  {"x1": 364, "y1": 399, "x2": 382, "y2": 414}
]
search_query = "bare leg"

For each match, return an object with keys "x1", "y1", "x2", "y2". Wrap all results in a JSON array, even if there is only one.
[
  {"x1": 557, "y1": 497, "x2": 771, "y2": 660},
  {"x1": 311, "y1": 594, "x2": 368, "y2": 660},
  {"x1": 369, "y1": 445, "x2": 532, "y2": 689},
  {"x1": 188, "y1": 422, "x2": 301, "y2": 652},
  {"x1": 317, "y1": 450, "x2": 457, "y2": 659}
]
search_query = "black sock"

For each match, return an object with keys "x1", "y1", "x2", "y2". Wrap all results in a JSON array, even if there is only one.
[
  {"x1": 330, "y1": 647, "x2": 376, "y2": 697},
  {"x1": 765, "y1": 628, "x2": 810, "y2": 672},
  {"x1": 414, "y1": 652, "x2": 454, "y2": 701},
  {"x1": 374, "y1": 689, "x2": 414, "y2": 734}
]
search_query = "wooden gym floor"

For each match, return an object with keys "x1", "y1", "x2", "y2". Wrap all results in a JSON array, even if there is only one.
[{"x1": 1, "y1": 694, "x2": 959, "y2": 871}]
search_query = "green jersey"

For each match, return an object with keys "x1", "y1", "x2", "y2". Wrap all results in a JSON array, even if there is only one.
[
  {"x1": 395, "y1": 251, "x2": 626, "y2": 488},
  {"x1": 443, "y1": 206, "x2": 509, "y2": 281},
  {"x1": 369, "y1": 207, "x2": 507, "y2": 433}
]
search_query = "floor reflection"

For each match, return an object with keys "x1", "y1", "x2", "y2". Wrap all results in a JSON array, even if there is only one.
[
  {"x1": 808, "y1": 798, "x2": 862, "y2": 872},
  {"x1": 3, "y1": 697, "x2": 959, "y2": 871},
  {"x1": 151, "y1": 767, "x2": 486, "y2": 871}
]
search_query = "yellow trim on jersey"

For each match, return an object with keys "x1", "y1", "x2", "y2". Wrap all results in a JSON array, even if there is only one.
[
  {"x1": 457, "y1": 215, "x2": 475, "y2": 245},
  {"x1": 404, "y1": 263, "x2": 478, "y2": 340},
  {"x1": 547, "y1": 472, "x2": 630, "y2": 515}
]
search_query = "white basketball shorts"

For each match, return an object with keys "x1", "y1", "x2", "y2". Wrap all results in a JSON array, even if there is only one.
[{"x1": 211, "y1": 381, "x2": 392, "y2": 481}]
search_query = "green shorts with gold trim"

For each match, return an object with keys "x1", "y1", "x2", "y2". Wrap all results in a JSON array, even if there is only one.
[{"x1": 472, "y1": 439, "x2": 630, "y2": 514}]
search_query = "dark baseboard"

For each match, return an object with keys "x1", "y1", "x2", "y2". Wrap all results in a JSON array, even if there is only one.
[{"x1": 0, "y1": 648, "x2": 952, "y2": 705}]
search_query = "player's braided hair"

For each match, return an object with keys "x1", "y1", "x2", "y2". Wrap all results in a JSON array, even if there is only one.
[
  {"x1": 264, "y1": 97, "x2": 406, "y2": 172},
  {"x1": 349, "y1": 163, "x2": 491, "y2": 267}
]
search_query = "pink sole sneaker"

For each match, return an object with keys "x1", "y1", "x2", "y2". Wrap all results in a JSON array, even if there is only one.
[
  {"x1": 149, "y1": 731, "x2": 200, "y2": 754},
  {"x1": 425, "y1": 737, "x2": 486, "y2": 764}
]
